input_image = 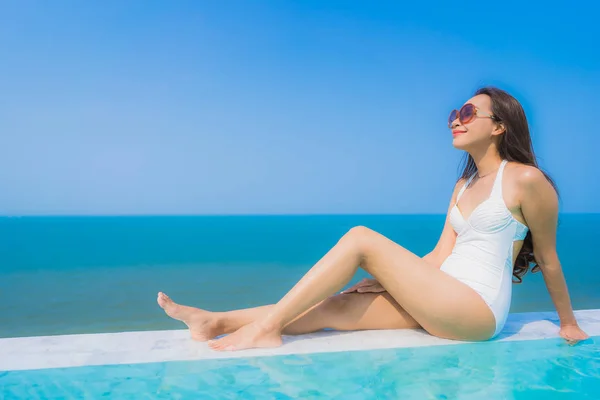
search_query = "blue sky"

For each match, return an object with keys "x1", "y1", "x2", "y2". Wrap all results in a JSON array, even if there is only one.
[{"x1": 1, "y1": 1, "x2": 599, "y2": 215}]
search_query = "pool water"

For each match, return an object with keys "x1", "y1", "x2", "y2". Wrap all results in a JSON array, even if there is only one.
[{"x1": 2, "y1": 336, "x2": 599, "y2": 399}]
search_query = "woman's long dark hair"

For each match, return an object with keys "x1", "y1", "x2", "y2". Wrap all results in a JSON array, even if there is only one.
[{"x1": 458, "y1": 86, "x2": 559, "y2": 283}]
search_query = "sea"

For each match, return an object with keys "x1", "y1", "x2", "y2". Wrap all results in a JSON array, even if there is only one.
[{"x1": 1, "y1": 214, "x2": 599, "y2": 339}]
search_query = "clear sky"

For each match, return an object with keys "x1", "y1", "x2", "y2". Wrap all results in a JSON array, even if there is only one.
[{"x1": 1, "y1": 1, "x2": 599, "y2": 215}]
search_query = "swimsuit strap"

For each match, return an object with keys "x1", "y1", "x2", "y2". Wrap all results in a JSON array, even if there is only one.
[
  {"x1": 456, "y1": 160, "x2": 507, "y2": 202},
  {"x1": 490, "y1": 160, "x2": 508, "y2": 199},
  {"x1": 456, "y1": 173, "x2": 476, "y2": 202}
]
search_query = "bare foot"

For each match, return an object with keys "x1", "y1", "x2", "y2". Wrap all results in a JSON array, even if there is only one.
[
  {"x1": 156, "y1": 292, "x2": 221, "y2": 341},
  {"x1": 208, "y1": 321, "x2": 283, "y2": 351}
]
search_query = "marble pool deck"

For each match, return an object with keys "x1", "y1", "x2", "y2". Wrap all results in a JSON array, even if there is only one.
[{"x1": 1, "y1": 309, "x2": 599, "y2": 372}]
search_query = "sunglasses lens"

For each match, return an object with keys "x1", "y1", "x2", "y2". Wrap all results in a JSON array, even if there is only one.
[
  {"x1": 448, "y1": 110, "x2": 458, "y2": 127},
  {"x1": 460, "y1": 104, "x2": 475, "y2": 123}
]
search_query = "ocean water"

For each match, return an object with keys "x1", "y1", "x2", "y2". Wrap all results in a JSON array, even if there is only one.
[
  {"x1": 1, "y1": 214, "x2": 599, "y2": 339},
  {"x1": 2, "y1": 337, "x2": 600, "y2": 399}
]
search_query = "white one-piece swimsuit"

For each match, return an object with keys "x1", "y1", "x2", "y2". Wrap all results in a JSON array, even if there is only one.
[{"x1": 440, "y1": 160, "x2": 529, "y2": 338}]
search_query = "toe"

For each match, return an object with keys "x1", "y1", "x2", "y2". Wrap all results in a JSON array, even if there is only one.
[{"x1": 213, "y1": 339, "x2": 229, "y2": 351}]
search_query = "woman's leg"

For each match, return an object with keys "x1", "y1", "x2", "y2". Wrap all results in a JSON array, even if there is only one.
[
  {"x1": 157, "y1": 291, "x2": 420, "y2": 340},
  {"x1": 209, "y1": 226, "x2": 496, "y2": 351}
]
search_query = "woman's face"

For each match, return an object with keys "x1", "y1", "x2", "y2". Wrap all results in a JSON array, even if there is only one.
[{"x1": 449, "y1": 94, "x2": 503, "y2": 151}]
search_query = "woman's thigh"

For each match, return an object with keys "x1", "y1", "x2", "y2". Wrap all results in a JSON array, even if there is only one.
[
  {"x1": 318, "y1": 291, "x2": 421, "y2": 331},
  {"x1": 355, "y1": 227, "x2": 496, "y2": 340}
]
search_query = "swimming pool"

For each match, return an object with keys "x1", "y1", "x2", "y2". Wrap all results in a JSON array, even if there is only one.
[{"x1": 2, "y1": 310, "x2": 599, "y2": 399}]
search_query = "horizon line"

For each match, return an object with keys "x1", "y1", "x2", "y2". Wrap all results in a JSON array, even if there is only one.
[{"x1": 2, "y1": 212, "x2": 599, "y2": 218}]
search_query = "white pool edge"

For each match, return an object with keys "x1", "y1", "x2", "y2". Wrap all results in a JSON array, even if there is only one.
[{"x1": 1, "y1": 309, "x2": 599, "y2": 372}]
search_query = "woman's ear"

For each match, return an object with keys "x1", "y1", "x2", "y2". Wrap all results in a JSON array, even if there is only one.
[{"x1": 493, "y1": 122, "x2": 506, "y2": 136}]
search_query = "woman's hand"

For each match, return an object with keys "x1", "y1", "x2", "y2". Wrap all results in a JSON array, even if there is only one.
[
  {"x1": 559, "y1": 323, "x2": 589, "y2": 345},
  {"x1": 341, "y1": 278, "x2": 386, "y2": 294}
]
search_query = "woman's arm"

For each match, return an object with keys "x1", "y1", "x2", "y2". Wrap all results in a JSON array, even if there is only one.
[
  {"x1": 519, "y1": 167, "x2": 589, "y2": 343},
  {"x1": 424, "y1": 179, "x2": 463, "y2": 268}
]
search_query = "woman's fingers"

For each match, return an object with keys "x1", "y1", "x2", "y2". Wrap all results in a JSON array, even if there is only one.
[
  {"x1": 357, "y1": 286, "x2": 386, "y2": 293},
  {"x1": 341, "y1": 283, "x2": 361, "y2": 294},
  {"x1": 341, "y1": 278, "x2": 371, "y2": 294}
]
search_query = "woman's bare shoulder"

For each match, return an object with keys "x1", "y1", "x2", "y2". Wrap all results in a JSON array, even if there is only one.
[
  {"x1": 505, "y1": 161, "x2": 557, "y2": 205},
  {"x1": 506, "y1": 161, "x2": 550, "y2": 188}
]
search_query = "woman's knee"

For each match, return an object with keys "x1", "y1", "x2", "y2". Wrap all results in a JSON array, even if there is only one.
[
  {"x1": 342, "y1": 226, "x2": 377, "y2": 257},
  {"x1": 347, "y1": 225, "x2": 373, "y2": 238}
]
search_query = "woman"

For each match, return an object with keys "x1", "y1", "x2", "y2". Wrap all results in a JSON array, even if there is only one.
[{"x1": 157, "y1": 87, "x2": 589, "y2": 351}]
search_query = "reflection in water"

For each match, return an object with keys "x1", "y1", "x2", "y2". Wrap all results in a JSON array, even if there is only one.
[{"x1": 2, "y1": 337, "x2": 599, "y2": 399}]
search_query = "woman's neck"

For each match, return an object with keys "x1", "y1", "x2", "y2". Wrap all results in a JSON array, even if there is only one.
[{"x1": 470, "y1": 147, "x2": 503, "y2": 178}]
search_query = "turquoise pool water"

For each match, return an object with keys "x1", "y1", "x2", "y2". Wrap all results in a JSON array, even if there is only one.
[{"x1": 2, "y1": 337, "x2": 599, "y2": 399}]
